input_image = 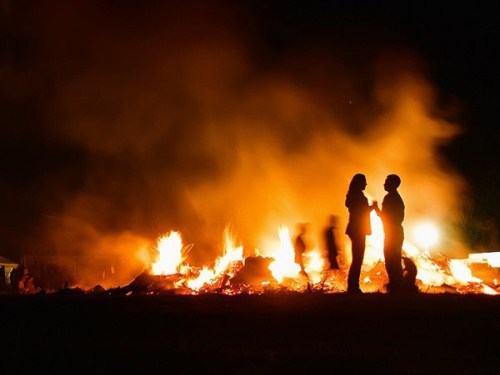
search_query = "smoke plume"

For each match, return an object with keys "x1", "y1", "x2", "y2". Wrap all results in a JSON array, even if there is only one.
[{"x1": 0, "y1": 1, "x2": 467, "y2": 287}]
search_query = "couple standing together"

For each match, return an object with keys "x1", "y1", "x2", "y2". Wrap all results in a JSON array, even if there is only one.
[{"x1": 345, "y1": 173, "x2": 405, "y2": 294}]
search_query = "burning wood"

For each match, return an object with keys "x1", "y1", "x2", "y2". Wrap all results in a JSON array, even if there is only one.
[
  {"x1": 229, "y1": 256, "x2": 274, "y2": 286},
  {"x1": 44, "y1": 217, "x2": 500, "y2": 296}
]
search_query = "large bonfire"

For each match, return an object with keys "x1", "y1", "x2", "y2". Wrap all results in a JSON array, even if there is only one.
[{"x1": 120, "y1": 211, "x2": 498, "y2": 296}]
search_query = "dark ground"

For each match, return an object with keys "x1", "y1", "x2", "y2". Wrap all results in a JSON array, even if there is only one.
[{"x1": 1, "y1": 292, "x2": 499, "y2": 374}]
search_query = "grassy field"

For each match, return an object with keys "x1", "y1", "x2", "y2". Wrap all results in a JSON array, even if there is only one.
[{"x1": 0, "y1": 292, "x2": 499, "y2": 374}]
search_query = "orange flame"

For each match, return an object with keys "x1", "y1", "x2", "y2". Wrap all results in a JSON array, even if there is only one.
[
  {"x1": 268, "y1": 226, "x2": 300, "y2": 282},
  {"x1": 151, "y1": 231, "x2": 184, "y2": 275},
  {"x1": 148, "y1": 216, "x2": 498, "y2": 295}
]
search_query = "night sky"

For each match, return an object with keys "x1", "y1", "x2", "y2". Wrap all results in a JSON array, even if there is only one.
[{"x1": 0, "y1": 0, "x2": 499, "y2": 282}]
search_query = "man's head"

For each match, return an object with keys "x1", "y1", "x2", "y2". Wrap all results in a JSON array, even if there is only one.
[
  {"x1": 384, "y1": 174, "x2": 401, "y2": 192},
  {"x1": 329, "y1": 214, "x2": 339, "y2": 227},
  {"x1": 297, "y1": 222, "x2": 308, "y2": 235}
]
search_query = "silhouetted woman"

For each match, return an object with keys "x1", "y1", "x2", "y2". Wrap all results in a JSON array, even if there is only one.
[{"x1": 345, "y1": 173, "x2": 376, "y2": 294}]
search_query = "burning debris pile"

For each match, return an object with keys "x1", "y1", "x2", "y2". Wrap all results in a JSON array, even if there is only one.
[{"x1": 74, "y1": 216, "x2": 498, "y2": 297}]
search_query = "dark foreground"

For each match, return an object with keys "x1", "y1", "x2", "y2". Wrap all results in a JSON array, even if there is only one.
[{"x1": 1, "y1": 292, "x2": 499, "y2": 374}]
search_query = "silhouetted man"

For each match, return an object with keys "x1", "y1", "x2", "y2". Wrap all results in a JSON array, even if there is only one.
[
  {"x1": 294, "y1": 223, "x2": 312, "y2": 292},
  {"x1": 377, "y1": 174, "x2": 405, "y2": 293},
  {"x1": 324, "y1": 214, "x2": 340, "y2": 270}
]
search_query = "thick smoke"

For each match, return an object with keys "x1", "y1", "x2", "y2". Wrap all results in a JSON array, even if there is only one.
[{"x1": 0, "y1": 1, "x2": 467, "y2": 287}]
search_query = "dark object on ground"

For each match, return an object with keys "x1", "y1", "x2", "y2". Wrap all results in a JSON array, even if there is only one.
[
  {"x1": 230, "y1": 255, "x2": 275, "y2": 285},
  {"x1": 401, "y1": 256, "x2": 419, "y2": 293},
  {"x1": 54, "y1": 286, "x2": 86, "y2": 295},
  {"x1": 121, "y1": 270, "x2": 184, "y2": 294}
]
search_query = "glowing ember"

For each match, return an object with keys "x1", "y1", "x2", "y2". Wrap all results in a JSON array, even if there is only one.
[{"x1": 187, "y1": 267, "x2": 215, "y2": 291}]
